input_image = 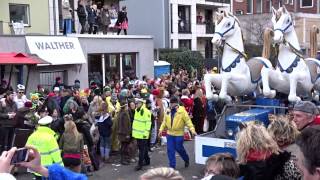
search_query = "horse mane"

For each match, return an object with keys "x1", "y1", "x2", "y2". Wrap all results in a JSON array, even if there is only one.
[
  {"x1": 310, "y1": 25, "x2": 319, "y2": 58},
  {"x1": 262, "y1": 28, "x2": 274, "y2": 59}
]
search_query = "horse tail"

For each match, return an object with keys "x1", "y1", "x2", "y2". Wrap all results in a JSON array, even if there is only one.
[
  {"x1": 262, "y1": 28, "x2": 274, "y2": 59},
  {"x1": 310, "y1": 25, "x2": 319, "y2": 58}
]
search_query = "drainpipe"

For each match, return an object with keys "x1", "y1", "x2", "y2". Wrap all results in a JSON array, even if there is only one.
[{"x1": 53, "y1": 0, "x2": 57, "y2": 35}]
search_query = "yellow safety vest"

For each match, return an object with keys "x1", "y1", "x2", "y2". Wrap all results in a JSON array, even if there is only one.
[
  {"x1": 26, "y1": 126, "x2": 63, "y2": 175},
  {"x1": 132, "y1": 107, "x2": 151, "y2": 139}
]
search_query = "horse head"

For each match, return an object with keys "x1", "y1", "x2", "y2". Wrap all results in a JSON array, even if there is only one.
[
  {"x1": 271, "y1": 6, "x2": 294, "y2": 44},
  {"x1": 212, "y1": 10, "x2": 239, "y2": 47}
]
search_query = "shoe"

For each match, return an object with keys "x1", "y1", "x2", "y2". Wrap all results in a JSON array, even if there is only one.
[
  {"x1": 143, "y1": 161, "x2": 150, "y2": 166},
  {"x1": 185, "y1": 161, "x2": 189, "y2": 168},
  {"x1": 121, "y1": 161, "x2": 130, "y2": 165},
  {"x1": 135, "y1": 165, "x2": 142, "y2": 171}
]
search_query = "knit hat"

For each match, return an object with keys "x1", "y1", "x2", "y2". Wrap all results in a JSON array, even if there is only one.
[
  {"x1": 294, "y1": 101, "x2": 319, "y2": 115},
  {"x1": 103, "y1": 86, "x2": 111, "y2": 92},
  {"x1": 152, "y1": 89, "x2": 160, "y2": 96}
]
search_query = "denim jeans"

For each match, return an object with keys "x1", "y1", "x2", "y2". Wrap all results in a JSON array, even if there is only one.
[
  {"x1": 63, "y1": 19, "x2": 72, "y2": 35},
  {"x1": 100, "y1": 136, "x2": 111, "y2": 158}
]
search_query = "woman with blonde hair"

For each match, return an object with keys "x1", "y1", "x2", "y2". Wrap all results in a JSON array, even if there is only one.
[
  {"x1": 267, "y1": 118, "x2": 302, "y2": 180},
  {"x1": 140, "y1": 167, "x2": 185, "y2": 180},
  {"x1": 59, "y1": 119, "x2": 84, "y2": 173},
  {"x1": 236, "y1": 122, "x2": 294, "y2": 180}
]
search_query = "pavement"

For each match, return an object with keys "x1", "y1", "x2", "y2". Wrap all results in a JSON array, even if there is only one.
[{"x1": 15, "y1": 140, "x2": 204, "y2": 180}]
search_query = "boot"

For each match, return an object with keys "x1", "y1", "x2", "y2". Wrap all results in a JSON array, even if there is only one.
[
  {"x1": 120, "y1": 156, "x2": 130, "y2": 165},
  {"x1": 135, "y1": 165, "x2": 142, "y2": 171}
]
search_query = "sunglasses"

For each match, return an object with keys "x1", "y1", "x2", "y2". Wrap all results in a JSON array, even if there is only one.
[{"x1": 18, "y1": 92, "x2": 24, "y2": 94}]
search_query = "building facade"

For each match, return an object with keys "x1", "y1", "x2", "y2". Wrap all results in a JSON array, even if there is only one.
[
  {"x1": 0, "y1": 0, "x2": 51, "y2": 35},
  {"x1": 121, "y1": 0, "x2": 231, "y2": 63},
  {"x1": 233, "y1": 0, "x2": 320, "y2": 54}
]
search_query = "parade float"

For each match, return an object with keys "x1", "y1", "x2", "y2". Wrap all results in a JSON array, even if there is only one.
[{"x1": 196, "y1": 6, "x2": 320, "y2": 164}]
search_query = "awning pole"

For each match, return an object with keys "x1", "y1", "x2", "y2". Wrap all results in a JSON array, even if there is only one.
[
  {"x1": 25, "y1": 65, "x2": 31, "y2": 93},
  {"x1": 7, "y1": 65, "x2": 13, "y2": 90},
  {"x1": 102, "y1": 54, "x2": 106, "y2": 86},
  {"x1": 120, "y1": 54, "x2": 123, "y2": 80}
]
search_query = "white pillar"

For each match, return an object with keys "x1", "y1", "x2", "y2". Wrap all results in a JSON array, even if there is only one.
[
  {"x1": 120, "y1": 53, "x2": 123, "y2": 80},
  {"x1": 102, "y1": 54, "x2": 106, "y2": 86}
]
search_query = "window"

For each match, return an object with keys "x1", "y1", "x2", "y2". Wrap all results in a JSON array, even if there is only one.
[
  {"x1": 179, "y1": 40, "x2": 191, "y2": 50},
  {"x1": 235, "y1": 10, "x2": 244, "y2": 15},
  {"x1": 290, "y1": 0, "x2": 294, "y2": 5},
  {"x1": 9, "y1": 4, "x2": 30, "y2": 26},
  {"x1": 256, "y1": 0, "x2": 263, "y2": 13},
  {"x1": 247, "y1": 0, "x2": 253, "y2": 14},
  {"x1": 110, "y1": 55, "x2": 117, "y2": 67},
  {"x1": 124, "y1": 55, "x2": 132, "y2": 67},
  {"x1": 300, "y1": 0, "x2": 313, "y2": 7},
  {"x1": 178, "y1": 5, "x2": 191, "y2": 33}
]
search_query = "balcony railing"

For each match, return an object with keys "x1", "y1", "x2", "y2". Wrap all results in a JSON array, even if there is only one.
[
  {"x1": 206, "y1": 0, "x2": 231, "y2": 3},
  {"x1": 206, "y1": 22, "x2": 215, "y2": 34}
]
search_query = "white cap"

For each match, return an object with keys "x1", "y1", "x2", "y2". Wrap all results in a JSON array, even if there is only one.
[
  {"x1": 38, "y1": 116, "x2": 53, "y2": 125},
  {"x1": 17, "y1": 84, "x2": 25, "y2": 90},
  {"x1": 53, "y1": 87, "x2": 60, "y2": 92}
]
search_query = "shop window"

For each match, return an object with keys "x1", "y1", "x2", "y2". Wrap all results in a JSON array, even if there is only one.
[
  {"x1": 40, "y1": 71, "x2": 65, "y2": 90},
  {"x1": 9, "y1": 4, "x2": 30, "y2": 26},
  {"x1": 110, "y1": 55, "x2": 117, "y2": 67},
  {"x1": 300, "y1": 0, "x2": 313, "y2": 7},
  {"x1": 122, "y1": 53, "x2": 136, "y2": 78}
]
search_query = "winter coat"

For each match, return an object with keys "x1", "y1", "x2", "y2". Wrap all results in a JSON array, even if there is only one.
[
  {"x1": 74, "y1": 119, "x2": 94, "y2": 149},
  {"x1": 0, "y1": 98, "x2": 17, "y2": 127},
  {"x1": 77, "y1": 4, "x2": 87, "y2": 22},
  {"x1": 240, "y1": 151, "x2": 301, "y2": 180},
  {"x1": 59, "y1": 133, "x2": 84, "y2": 154},
  {"x1": 96, "y1": 114, "x2": 113, "y2": 137},
  {"x1": 160, "y1": 106, "x2": 196, "y2": 136},
  {"x1": 62, "y1": 0, "x2": 72, "y2": 19},
  {"x1": 117, "y1": 110, "x2": 131, "y2": 142},
  {"x1": 86, "y1": 6, "x2": 97, "y2": 24},
  {"x1": 115, "y1": 11, "x2": 128, "y2": 26},
  {"x1": 181, "y1": 95, "x2": 193, "y2": 115},
  {"x1": 100, "y1": 9, "x2": 111, "y2": 26},
  {"x1": 50, "y1": 117, "x2": 65, "y2": 136}
]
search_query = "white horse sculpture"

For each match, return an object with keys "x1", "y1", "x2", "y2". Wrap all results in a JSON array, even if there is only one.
[
  {"x1": 204, "y1": 11, "x2": 271, "y2": 102},
  {"x1": 261, "y1": 6, "x2": 316, "y2": 102}
]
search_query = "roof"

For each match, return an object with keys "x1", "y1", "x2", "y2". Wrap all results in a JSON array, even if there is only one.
[
  {"x1": 154, "y1": 60, "x2": 170, "y2": 66},
  {"x1": 0, "y1": 53, "x2": 49, "y2": 65}
]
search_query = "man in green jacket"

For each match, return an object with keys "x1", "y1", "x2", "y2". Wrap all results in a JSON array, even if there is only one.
[
  {"x1": 132, "y1": 98, "x2": 151, "y2": 171},
  {"x1": 26, "y1": 116, "x2": 63, "y2": 179}
]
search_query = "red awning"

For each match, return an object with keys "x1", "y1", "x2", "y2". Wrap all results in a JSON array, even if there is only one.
[{"x1": 0, "y1": 53, "x2": 49, "y2": 65}]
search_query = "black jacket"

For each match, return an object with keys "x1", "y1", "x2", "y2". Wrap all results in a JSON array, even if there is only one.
[{"x1": 240, "y1": 151, "x2": 293, "y2": 180}]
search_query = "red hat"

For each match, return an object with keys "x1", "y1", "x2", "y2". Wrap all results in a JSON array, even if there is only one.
[
  {"x1": 24, "y1": 101, "x2": 33, "y2": 108},
  {"x1": 152, "y1": 89, "x2": 160, "y2": 96},
  {"x1": 48, "y1": 92, "x2": 55, "y2": 97}
]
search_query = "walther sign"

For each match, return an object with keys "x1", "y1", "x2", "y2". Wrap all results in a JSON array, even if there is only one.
[{"x1": 26, "y1": 36, "x2": 86, "y2": 65}]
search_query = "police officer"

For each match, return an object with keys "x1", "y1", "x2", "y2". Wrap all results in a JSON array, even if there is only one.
[
  {"x1": 26, "y1": 116, "x2": 63, "y2": 179},
  {"x1": 132, "y1": 98, "x2": 152, "y2": 171}
]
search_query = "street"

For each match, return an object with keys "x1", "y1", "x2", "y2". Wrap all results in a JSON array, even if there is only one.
[{"x1": 16, "y1": 140, "x2": 204, "y2": 180}]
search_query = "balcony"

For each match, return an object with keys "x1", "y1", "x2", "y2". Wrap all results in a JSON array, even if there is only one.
[
  {"x1": 205, "y1": 0, "x2": 230, "y2": 3},
  {"x1": 196, "y1": 22, "x2": 215, "y2": 35}
]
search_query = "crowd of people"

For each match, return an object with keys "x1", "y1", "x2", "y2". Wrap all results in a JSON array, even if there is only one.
[
  {"x1": 0, "y1": 69, "x2": 320, "y2": 180},
  {"x1": 74, "y1": 0, "x2": 128, "y2": 35}
]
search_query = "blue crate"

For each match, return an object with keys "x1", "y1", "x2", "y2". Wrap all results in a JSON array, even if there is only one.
[
  {"x1": 256, "y1": 98, "x2": 280, "y2": 106},
  {"x1": 225, "y1": 108, "x2": 271, "y2": 139}
]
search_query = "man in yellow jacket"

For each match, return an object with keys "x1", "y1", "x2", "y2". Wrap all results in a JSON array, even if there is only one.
[
  {"x1": 132, "y1": 98, "x2": 152, "y2": 171},
  {"x1": 159, "y1": 96, "x2": 197, "y2": 169},
  {"x1": 26, "y1": 116, "x2": 63, "y2": 179}
]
